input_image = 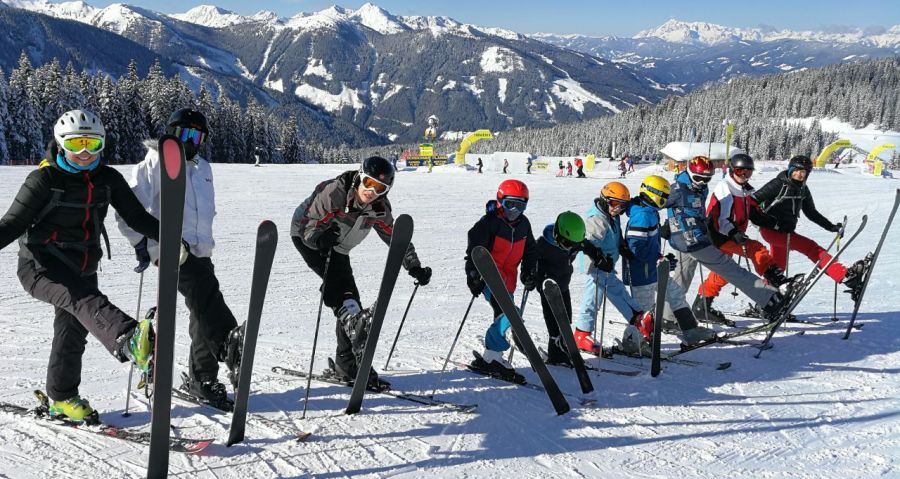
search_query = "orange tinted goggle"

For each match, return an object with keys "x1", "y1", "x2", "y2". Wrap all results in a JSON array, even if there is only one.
[
  {"x1": 62, "y1": 136, "x2": 104, "y2": 154},
  {"x1": 361, "y1": 174, "x2": 390, "y2": 195},
  {"x1": 732, "y1": 167, "x2": 753, "y2": 178}
]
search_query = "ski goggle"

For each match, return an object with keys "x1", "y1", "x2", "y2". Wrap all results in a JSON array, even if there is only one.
[
  {"x1": 690, "y1": 173, "x2": 712, "y2": 184},
  {"x1": 605, "y1": 197, "x2": 628, "y2": 211},
  {"x1": 553, "y1": 230, "x2": 577, "y2": 251},
  {"x1": 360, "y1": 173, "x2": 391, "y2": 195},
  {"x1": 174, "y1": 126, "x2": 207, "y2": 146},
  {"x1": 500, "y1": 197, "x2": 527, "y2": 213},
  {"x1": 732, "y1": 167, "x2": 753, "y2": 178},
  {"x1": 61, "y1": 136, "x2": 104, "y2": 154}
]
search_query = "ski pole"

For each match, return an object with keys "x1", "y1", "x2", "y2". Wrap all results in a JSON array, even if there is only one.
[
  {"x1": 785, "y1": 233, "x2": 791, "y2": 277},
  {"x1": 430, "y1": 295, "x2": 476, "y2": 398},
  {"x1": 506, "y1": 290, "x2": 530, "y2": 364},
  {"x1": 698, "y1": 264, "x2": 710, "y2": 326},
  {"x1": 301, "y1": 251, "x2": 332, "y2": 420},
  {"x1": 597, "y1": 275, "x2": 609, "y2": 351},
  {"x1": 832, "y1": 233, "x2": 841, "y2": 321},
  {"x1": 122, "y1": 270, "x2": 145, "y2": 418},
  {"x1": 383, "y1": 282, "x2": 419, "y2": 370}
]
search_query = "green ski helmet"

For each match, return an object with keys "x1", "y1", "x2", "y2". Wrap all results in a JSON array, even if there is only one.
[{"x1": 553, "y1": 211, "x2": 586, "y2": 249}]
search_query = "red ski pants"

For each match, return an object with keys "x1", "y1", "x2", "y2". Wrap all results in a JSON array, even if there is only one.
[
  {"x1": 759, "y1": 228, "x2": 847, "y2": 283},
  {"x1": 699, "y1": 239, "x2": 773, "y2": 298}
]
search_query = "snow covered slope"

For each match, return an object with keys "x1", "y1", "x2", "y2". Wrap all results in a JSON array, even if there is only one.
[{"x1": 0, "y1": 164, "x2": 898, "y2": 477}]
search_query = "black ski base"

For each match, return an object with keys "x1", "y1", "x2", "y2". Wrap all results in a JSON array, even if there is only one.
[{"x1": 448, "y1": 358, "x2": 598, "y2": 407}]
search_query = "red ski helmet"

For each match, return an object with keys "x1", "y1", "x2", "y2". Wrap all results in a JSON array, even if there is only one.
[
  {"x1": 688, "y1": 156, "x2": 714, "y2": 175},
  {"x1": 497, "y1": 179, "x2": 529, "y2": 202}
]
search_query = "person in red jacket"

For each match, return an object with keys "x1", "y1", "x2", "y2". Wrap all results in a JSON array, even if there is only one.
[
  {"x1": 697, "y1": 153, "x2": 793, "y2": 321},
  {"x1": 464, "y1": 179, "x2": 538, "y2": 383}
]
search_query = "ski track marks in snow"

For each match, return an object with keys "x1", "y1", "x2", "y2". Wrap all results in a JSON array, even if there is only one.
[{"x1": 0, "y1": 163, "x2": 898, "y2": 478}]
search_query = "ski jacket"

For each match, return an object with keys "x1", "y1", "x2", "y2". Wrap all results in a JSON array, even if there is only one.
[
  {"x1": 465, "y1": 200, "x2": 537, "y2": 292},
  {"x1": 582, "y1": 199, "x2": 622, "y2": 272},
  {"x1": 291, "y1": 170, "x2": 420, "y2": 268},
  {"x1": 751, "y1": 171, "x2": 835, "y2": 233},
  {"x1": 666, "y1": 170, "x2": 712, "y2": 253},
  {"x1": 706, "y1": 174, "x2": 776, "y2": 246},
  {"x1": 0, "y1": 143, "x2": 159, "y2": 276},
  {"x1": 624, "y1": 198, "x2": 661, "y2": 286},
  {"x1": 535, "y1": 224, "x2": 579, "y2": 291},
  {"x1": 116, "y1": 141, "x2": 216, "y2": 260}
]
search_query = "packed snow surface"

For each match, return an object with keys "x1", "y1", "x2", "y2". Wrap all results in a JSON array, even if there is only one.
[{"x1": 0, "y1": 162, "x2": 898, "y2": 478}]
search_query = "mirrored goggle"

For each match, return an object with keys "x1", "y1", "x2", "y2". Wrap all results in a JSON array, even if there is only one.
[
  {"x1": 361, "y1": 174, "x2": 390, "y2": 195},
  {"x1": 606, "y1": 198, "x2": 628, "y2": 210},
  {"x1": 61, "y1": 136, "x2": 104, "y2": 154},
  {"x1": 501, "y1": 197, "x2": 527, "y2": 213},
  {"x1": 691, "y1": 173, "x2": 712, "y2": 184},
  {"x1": 174, "y1": 126, "x2": 206, "y2": 145},
  {"x1": 732, "y1": 167, "x2": 753, "y2": 178}
]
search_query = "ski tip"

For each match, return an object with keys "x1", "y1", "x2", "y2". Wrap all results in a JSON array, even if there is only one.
[{"x1": 716, "y1": 362, "x2": 732, "y2": 370}]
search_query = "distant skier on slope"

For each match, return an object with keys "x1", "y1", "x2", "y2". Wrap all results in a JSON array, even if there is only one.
[
  {"x1": 464, "y1": 179, "x2": 538, "y2": 383},
  {"x1": 116, "y1": 108, "x2": 244, "y2": 410},
  {"x1": 290, "y1": 156, "x2": 431, "y2": 390},
  {"x1": 0, "y1": 110, "x2": 164, "y2": 422},
  {"x1": 752, "y1": 154, "x2": 868, "y2": 302}
]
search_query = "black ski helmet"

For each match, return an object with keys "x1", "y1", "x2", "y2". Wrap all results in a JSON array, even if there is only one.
[
  {"x1": 166, "y1": 108, "x2": 209, "y2": 133},
  {"x1": 730, "y1": 153, "x2": 755, "y2": 170},
  {"x1": 360, "y1": 156, "x2": 395, "y2": 187},
  {"x1": 788, "y1": 155, "x2": 813, "y2": 173}
]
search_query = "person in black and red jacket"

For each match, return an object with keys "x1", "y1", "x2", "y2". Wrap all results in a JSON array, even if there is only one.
[{"x1": 464, "y1": 179, "x2": 537, "y2": 383}]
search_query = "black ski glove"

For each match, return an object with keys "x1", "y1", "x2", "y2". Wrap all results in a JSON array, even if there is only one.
[
  {"x1": 828, "y1": 222, "x2": 843, "y2": 234},
  {"x1": 619, "y1": 243, "x2": 635, "y2": 261},
  {"x1": 409, "y1": 265, "x2": 432, "y2": 286},
  {"x1": 316, "y1": 223, "x2": 341, "y2": 253},
  {"x1": 659, "y1": 221, "x2": 671, "y2": 240},
  {"x1": 467, "y1": 270, "x2": 485, "y2": 297},
  {"x1": 595, "y1": 253, "x2": 615, "y2": 272},
  {"x1": 520, "y1": 267, "x2": 537, "y2": 291},
  {"x1": 663, "y1": 253, "x2": 677, "y2": 271},
  {"x1": 134, "y1": 237, "x2": 151, "y2": 273},
  {"x1": 730, "y1": 230, "x2": 748, "y2": 246}
]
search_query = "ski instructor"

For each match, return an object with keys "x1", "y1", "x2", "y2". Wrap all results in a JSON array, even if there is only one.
[{"x1": 291, "y1": 156, "x2": 432, "y2": 390}]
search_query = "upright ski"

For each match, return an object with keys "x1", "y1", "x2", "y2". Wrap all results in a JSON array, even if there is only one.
[
  {"x1": 148, "y1": 135, "x2": 187, "y2": 479},
  {"x1": 472, "y1": 246, "x2": 570, "y2": 415},
  {"x1": 651, "y1": 261, "x2": 669, "y2": 377},
  {"x1": 227, "y1": 220, "x2": 278, "y2": 447},
  {"x1": 541, "y1": 279, "x2": 594, "y2": 393},
  {"x1": 844, "y1": 189, "x2": 899, "y2": 339},
  {"x1": 345, "y1": 214, "x2": 414, "y2": 415}
]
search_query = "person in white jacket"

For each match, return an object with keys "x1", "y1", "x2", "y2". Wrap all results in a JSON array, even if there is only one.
[{"x1": 116, "y1": 108, "x2": 241, "y2": 410}]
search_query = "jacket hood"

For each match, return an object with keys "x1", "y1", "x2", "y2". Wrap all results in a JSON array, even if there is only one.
[{"x1": 542, "y1": 224, "x2": 557, "y2": 246}]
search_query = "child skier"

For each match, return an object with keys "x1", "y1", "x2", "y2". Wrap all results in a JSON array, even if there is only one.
[
  {"x1": 291, "y1": 156, "x2": 432, "y2": 390},
  {"x1": 0, "y1": 110, "x2": 162, "y2": 422},
  {"x1": 575, "y1": 182, "x2": 654, "y2": 356},
  {"x1": 752, "y1": 155, "x2": 869, "y2": 301},
  {"x1": 116, "y1": 108, "x2": 243, "y2": 410},
  {"x1": 623, "y1": 175, "x2": 716, "y2": 347},
  {"x1": 464, "y1": 179, "x2": 538, "y2": 383}
]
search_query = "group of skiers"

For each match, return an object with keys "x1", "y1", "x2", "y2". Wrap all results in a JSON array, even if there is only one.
[{"x1": 0, "y1": 107, "x2": 872, "y2": 422}]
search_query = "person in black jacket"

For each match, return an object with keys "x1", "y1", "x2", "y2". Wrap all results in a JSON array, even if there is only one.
[
  {"x1": 752, "y1": 155, "x2": 868, "y2": 300},
  {"x1": 0, "y1": 110, "x2": 163, "y2": 422}
]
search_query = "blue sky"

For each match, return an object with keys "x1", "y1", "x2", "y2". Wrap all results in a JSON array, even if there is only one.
[{"x1": 87, "y1": 0, "x2": 900, "y2": 36}]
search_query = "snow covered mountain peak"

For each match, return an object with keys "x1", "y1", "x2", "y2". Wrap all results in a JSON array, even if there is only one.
[
  {"x1": 351, "y1": 2, "x2": 408, "y2": 35},
  {"x1": 170, "y1": 5, "x2": 248, "y2": 28},
  {"x1": 634, "y1": 19, "x2": 755, "y2": 45}
]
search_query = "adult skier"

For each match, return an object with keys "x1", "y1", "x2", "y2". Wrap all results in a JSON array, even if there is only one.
[
  {"x1": 575, "y1": 182, "x2": 653, "y2": 356},
  {"x1": 291, "y1": 156, "x2": 431, "y2": 389},
  {"x1": 116, "y1": 108, "x2": 243, "y2": 409},
  {"x1": 695, "y1": 153, "x2": 791, "y2": 320},
  {"x1": 503, "y1": 158, "x2": 509, "y2": 174},
  {"x1": 623, "y1": 175, "x2": 716, "y2": 346},
  {"x1": 476, "y1": 157, "x2": 483, "y2": 174},
  {"x1": 534, "y1": 212, "x2": 607, "y2": 365},
  {"x1": 0, "y1": 110, "x2": 161, "y2": 421},
  {"x1": 752, "y1": 155, "x2": 868, "y2": 300},
  {"x1": 464, "y1": 179, "x2": 538, "y2": 383},
  {"x1": 662, "y1": 156, "x2": 790, "y2": 325}
]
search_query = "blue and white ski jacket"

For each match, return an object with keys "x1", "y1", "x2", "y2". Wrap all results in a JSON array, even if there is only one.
[
  {"x1": 625, "y1": 198, "x2": 661, "y2": 286},
  {"x1": 666, "y1": 170, "x2": 712, "y2": 253}
]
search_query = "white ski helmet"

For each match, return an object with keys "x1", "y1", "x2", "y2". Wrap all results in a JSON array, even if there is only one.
[{"x1": 54, "y1": 109, "x2": 105, "y2": 146}]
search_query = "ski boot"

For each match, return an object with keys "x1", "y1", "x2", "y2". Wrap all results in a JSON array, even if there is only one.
[
  {"x1": 326, "y1": 358, "x2": 390, "y2": 392},
  {"x1": 619, "y1": 325, "x2": 652, "y2": 357},
  {"x1": 691, "y1": 294, "x2": 730, "y2": 325},
  {"x1": 180, "y1": 372, "x2": 234, "y2": 412},
  {"x1": 743, "y1": 303, "x2": 796, "y2": 322},
  {"x1": 338, "y1": 301, "x2": 374, "y2": 362},
  {"x1": 761, "y1": 292, "x2": 792, "y2": 323},
  {"x1": 574, "y1": 328, "x2": 602, "y2": 354},
  {"x1": 47, "y1": 394, "x2": 99, "y2": 424},
  {"x1": 842, "y1": 254, "x2": 872, "y2": 302},
  {"x1": 120, "y1": 314, "x2": 155, "y2": 372},
  {"x1": 680, "y1": 325, "x2": 717, "y2": 346},
  {"x1": 222, "y1": 322, "x2": 246, "y2": 389},
  {"x1": 544, "y1": 336, "x2": 572, "y2": 367},
  {"x1": 471, "y1": 349, "x2": 525, "y2": 384}
]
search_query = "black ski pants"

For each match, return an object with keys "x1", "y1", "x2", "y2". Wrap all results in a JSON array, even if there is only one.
[
  {"x1": 177, "y1": 255, "x2": 238, "y2": 381},
  {"x1": 537, "y1": 285, "x2": 572, "y2": 338},
  {"x1": 17, "y1": 258, "x2": 136, "y2": 401},
  {"x1": 293, "y1": 237, "x2": 361, "y2": 375}
]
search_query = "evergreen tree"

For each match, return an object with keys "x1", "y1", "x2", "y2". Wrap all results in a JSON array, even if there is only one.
[
  {"x1": 6, "y1": 53, "x2": 42, "y2": 163},
  {"x1": 0, "y1": 69, "x2": 10, "y2": 165}
]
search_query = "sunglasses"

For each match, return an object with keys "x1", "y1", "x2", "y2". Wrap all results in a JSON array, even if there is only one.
[
  {"x1": 61, "y1": 136, "x2": 104, "y2": 154},
  {"x1": 732, "y1": 167, "x2": 753, "y2": 178},
  {"x1": 691, "y1": 173, "x2": 712, "y2": 184},
  {"x1": 174, "y1": 126, "x2": 207, "y2": 146},
  {"x1": 501, "y1": 197, "x2": 527, "y2": 213},
  {"x1": 360, "y1": 173, "x2": 390, "y2": 195}
]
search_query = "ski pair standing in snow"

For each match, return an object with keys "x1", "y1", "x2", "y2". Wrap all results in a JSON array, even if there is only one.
[
  {"x1": 116, "y1": 108, "x2": 244, "y2": 410},
  {"x1": 752, "y1": 155, "x2": 868, "y2": 302},
  {"x1": 622, "y1": 175, "x2": 717, "y2": 347},
  {"x1": 576, "y1": 181, "x2": 654, "y2": 357},
  {"x1": 662, "y1": 156, "x2": 789, "y2": 324},
  {"x1": 464, "y1": 179, "x2": 538, "y2": 383},
  {"x1": 291, "y1": 156, "x2": 432, "y2": 390},
  {"x1": 0, "y1": 110, "x2": 162, "y2": 422}
]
